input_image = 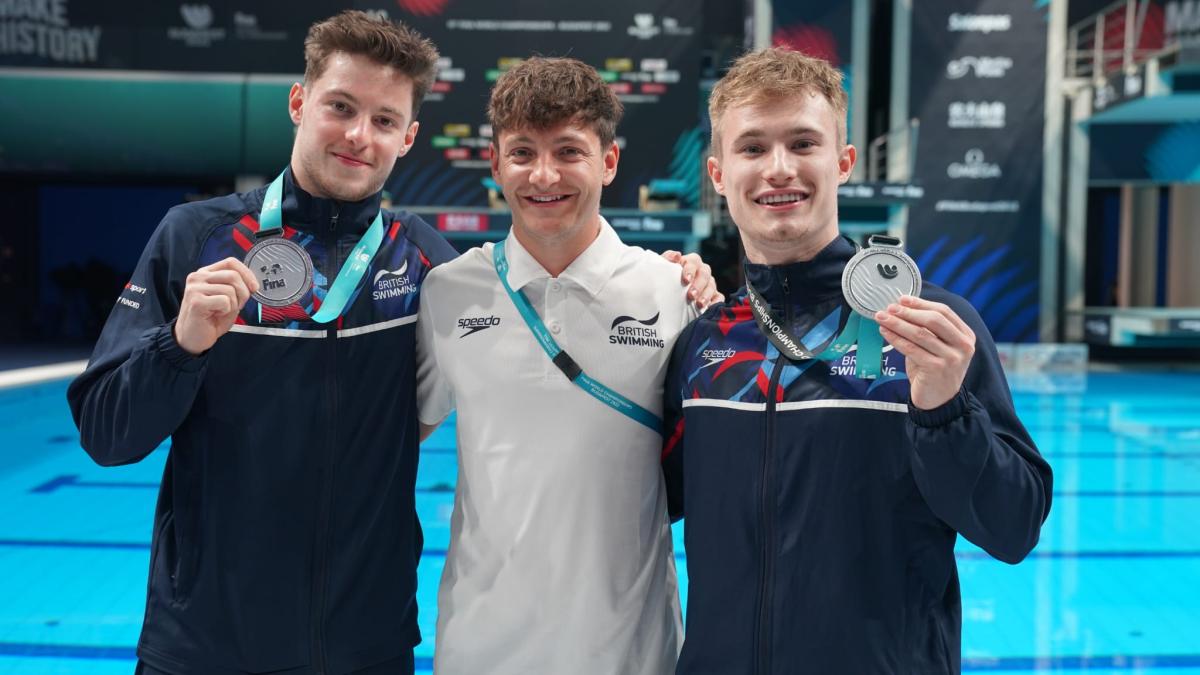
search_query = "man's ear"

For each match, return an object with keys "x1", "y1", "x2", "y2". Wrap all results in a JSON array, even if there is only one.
[
  {"x1": 707, "y1": 155, "x2": 725, "y2": 196},
  {"x1": 602, "y1": 140, "x2": 620, "y2": 186},
  {"x1": 399, "y1": 121, "x2": 419, "y2": 157},
  {"x1": 287, "y1": 82, "x2": 305, "y2": 126},
  {"x1": 837, "y1": 144, "x2": 857, "y2": 184}
]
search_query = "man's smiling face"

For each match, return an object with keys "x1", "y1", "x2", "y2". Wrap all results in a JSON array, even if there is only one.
[
  {"x1": 289, "y1": 51, "x2": 418, "y2": 202},
  {"x1": 708, "y1": 91, "x2": 855, "y2": 264},
  {"x1": 491, "y1": 119, "x2": 618, "y2": 251}
]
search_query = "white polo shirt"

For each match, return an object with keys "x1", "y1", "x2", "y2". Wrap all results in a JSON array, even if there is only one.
[{"x1": 416, "y1": 219, "x2": 694, "y2": 675}]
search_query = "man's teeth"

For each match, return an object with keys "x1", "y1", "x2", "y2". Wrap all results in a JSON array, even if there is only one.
[
  {"x1": 757, "y1": 193, "x2": 804, "y2": 205},
  {"x1": 529, "y1": 195, "x2": 567, "y2": 203}
]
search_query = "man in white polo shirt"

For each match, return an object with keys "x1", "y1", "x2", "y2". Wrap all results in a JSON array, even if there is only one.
[{"x1": 415, "y1": 57, "x2": 704, "y2": 674}]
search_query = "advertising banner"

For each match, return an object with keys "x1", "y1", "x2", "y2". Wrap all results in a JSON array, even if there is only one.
[
  {"x1": 0, "y1": 0, "x2": 326, "y2": 71},
  {"x1": 362, "y1": 0, "x2": 702, "y2": 207},
  {"x1": 907, "y1": 2, "x2": 1048, "y2": 342}
]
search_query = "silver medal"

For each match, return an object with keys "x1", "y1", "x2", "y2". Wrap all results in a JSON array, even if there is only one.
[
  {"x1": 244, "y1": 236, "x2": 313, "y2": 307},
  {"x1": 841, "y1": 235, "x2": 922, "y2": 319}
]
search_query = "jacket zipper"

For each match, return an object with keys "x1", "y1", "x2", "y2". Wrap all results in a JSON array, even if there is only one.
[
  {"x1": 754, "y1": 271, "x2": 789, "y2": 675},
  {"x1": 310, "y1": 205, "x2": 341, "y2": 675},
  {"x1": 781, "y1": 274, "x2": 792, "y2": 324}
]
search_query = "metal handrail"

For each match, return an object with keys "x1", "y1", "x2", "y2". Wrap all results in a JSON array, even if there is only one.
[
  {"x1": 866, "y1": 118, "x2": 919, "y2": 183},
  {"x1": 1066, "y1": 0, "x2": 1167, "y2": 80}
]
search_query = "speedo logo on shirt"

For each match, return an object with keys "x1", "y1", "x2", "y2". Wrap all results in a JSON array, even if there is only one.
[
  {"x1": 700, "y1": 348, "x2": 736, "y2": 368},
  {"x1": 459, "y1": 315, "x2": 500, "y2": 338},
  {"x1": 372, "y1": 260, "x2": 416, "y2": 300},
  {"x1": 609, "y1": 312, "x2": 664, "y2": 348}
]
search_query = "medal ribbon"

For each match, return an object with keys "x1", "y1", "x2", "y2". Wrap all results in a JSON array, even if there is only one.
[
  {"x1": 256, "y1": 170, "x2": 386, "y2": 324},
  {"x1": 744, "y1": 267, "x2": 885, "y2": 379},
  {"x1": 493, "y1": 239, "x2": 662, "y2": 434},
  {"x1": 745, "y1": 280, "x2": 836, "y2": 361},
  {"x1": 848, "y1": 234, "x2": 916, "y2": 379}
]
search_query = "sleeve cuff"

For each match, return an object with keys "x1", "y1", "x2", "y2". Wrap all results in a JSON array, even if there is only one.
[
  {"x1": 152, "y1": 320, "x2": 208, "y2": 373},
  {"x1": 908, "y1": 388, "x2": 970, "y2": 428}
]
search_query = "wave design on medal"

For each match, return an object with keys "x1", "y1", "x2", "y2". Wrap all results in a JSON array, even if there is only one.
[{"x1": 854, "y1": 275, "x2": 903, "y2": 315}]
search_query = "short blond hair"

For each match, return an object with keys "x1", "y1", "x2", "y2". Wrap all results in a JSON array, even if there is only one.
[{"x1": 709, "y1": 47, "x2": 848, "y2": 152}]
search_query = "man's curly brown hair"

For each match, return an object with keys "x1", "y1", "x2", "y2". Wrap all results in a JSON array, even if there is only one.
[{"x1": 488, "y1": 57, "x2": 624, "y2": 147}]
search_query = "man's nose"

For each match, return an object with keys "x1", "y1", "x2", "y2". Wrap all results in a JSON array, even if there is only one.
[
  {"x1": 345, "y1": 116, "x2": 371, "y2": 146},
  {"x1": 529, "y1": 155, "x2": 560, "y2": 188},
  {"x1": 763, "y1": 145, "x2": 795, "y2": 184}
]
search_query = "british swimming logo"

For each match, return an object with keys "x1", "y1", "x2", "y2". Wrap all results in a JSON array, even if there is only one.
[
  {"x1": 609, "y1": 312, "x2": 664, "y2": 348},
  {"x1": 372, "y1": 260, "x2": 416, "y2": 299}
]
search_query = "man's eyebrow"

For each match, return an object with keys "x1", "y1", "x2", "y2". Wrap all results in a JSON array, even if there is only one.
[
  {"x1": 325, "y1": 89, "x2": 406, "y2": 121},
  {"x1": 551, "y1": 132, "x2": 589, "y2": 144},
  {"x1": 506, "y1": 133, "x2": 589, "y2": 145},
  {"x1": 731, "y1": 126, "x2": 824, "y2": 143},
  {"x1": 731, "y1": 128, "x2": 765, "y2": 143}
]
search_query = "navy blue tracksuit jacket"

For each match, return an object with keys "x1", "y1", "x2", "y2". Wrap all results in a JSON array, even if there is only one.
[
  {"x1": 662, "y1": 236, "x2": 1052, "y2": 674},
  {"x1": 67, "y1": 169, "x2": 456, "y2": 674}
]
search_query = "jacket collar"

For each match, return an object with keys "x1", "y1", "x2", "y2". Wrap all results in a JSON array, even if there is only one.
[
  {"x1": 742, "y1": 235, "x2": 857, "y2": 308},
  {"x1": 278, "y1": 166, "x2": 384, "y2": 236},
  {"x1": 502, "y1": 217, "x2": 621, "y2": 297}
]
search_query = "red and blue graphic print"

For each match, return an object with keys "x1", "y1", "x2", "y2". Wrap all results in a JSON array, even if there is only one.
[{"x1": 678, "y1": 293, "x2": 911, "y2": 407}]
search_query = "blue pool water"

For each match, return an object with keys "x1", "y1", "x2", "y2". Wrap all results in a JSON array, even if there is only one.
[{"x1": 0, "y1": 370, "x2": 1197, "y2": 674}]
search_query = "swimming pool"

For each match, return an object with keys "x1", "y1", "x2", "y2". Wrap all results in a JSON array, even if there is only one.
[{"x1": 1, "y1": 370, "x2": 1197, "y2": 674}]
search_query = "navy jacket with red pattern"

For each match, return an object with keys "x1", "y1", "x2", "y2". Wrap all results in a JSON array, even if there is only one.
[
  {"x1": 68, "y1": 168, "x2": 456, "y2": 675},
  {"x1": 662, "y1": 235, "x2": 1052, "y2": 675}
]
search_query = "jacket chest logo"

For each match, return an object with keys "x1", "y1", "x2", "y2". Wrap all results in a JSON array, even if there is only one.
[
  {"x1": 372, "y1": 259, "x2": 416, "y2": 300},
  {"x1": 701, "y1": 348, "x2": 736, "y2": 368}
]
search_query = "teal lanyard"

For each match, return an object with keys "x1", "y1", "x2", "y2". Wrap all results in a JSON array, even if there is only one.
[
  {"x1": 492, "y1": 240, "x2": 663, "y2": 435},
  {"x1": 257, "y1": 170, "x2": 386, "y2": 324}
]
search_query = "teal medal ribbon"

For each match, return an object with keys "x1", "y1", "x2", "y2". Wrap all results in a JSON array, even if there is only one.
[
  {"x1": 492, "y1": 239, "x2": 663, "y2": 434},
  {"x1": 249, "y1": 170, "x2": 386, "y2": 323},
  {"x1": 856, "y1": 318, "x2": 885, "y2": 379}
]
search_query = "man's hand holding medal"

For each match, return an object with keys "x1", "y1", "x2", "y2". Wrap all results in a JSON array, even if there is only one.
[
  {"x1": 842, "y1": 235, "x2": 976, "y2": 408},
  {"x1": 174, "y1": 257, "x2": 259, "y2": 355},
  {"x1": 875, "y1": 295, "x2": 977, "y2": 410}
]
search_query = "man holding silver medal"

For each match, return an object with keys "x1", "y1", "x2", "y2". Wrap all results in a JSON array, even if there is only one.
[
  {"x1": 68, "y1": 12, "x2": 455, "y2": 674},
  {"x1": 68, "y1": 12, "x2": 716, "y2": 674},
  {"x1": 660, "y1": 47, "x2": 1053, "y2": 673}
]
